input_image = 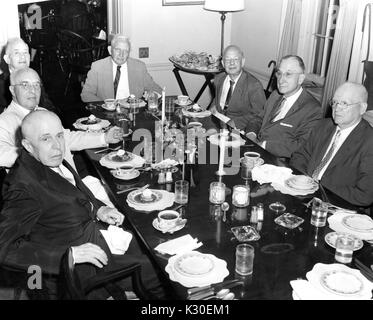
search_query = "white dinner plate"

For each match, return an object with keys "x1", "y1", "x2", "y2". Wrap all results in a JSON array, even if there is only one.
[
  {"x1": 127, "y1": 189, "x2": 163, "y2": 205},
  {"x1": 341, "y1": 215, "x2": 373, "y2": 233}
]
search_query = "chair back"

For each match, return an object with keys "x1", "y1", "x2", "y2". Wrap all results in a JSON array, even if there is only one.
[{"x1": 65, "y1": 13, "x2": 95, "y2": 40}]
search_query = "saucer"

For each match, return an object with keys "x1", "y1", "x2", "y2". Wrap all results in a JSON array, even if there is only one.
[
  {"x1": 324, "y1": 232, "x2": 363, "y2": 251},
  {"x1": 152, "y1": 218, "x2": 186, "y2": 234},
  {"x1": 111, "y1": 169, "x2": 140, "y2": 180},
  {"x1": 175, "y1": 99, "x2": 192, "y2": 106},
  {"x1": 101, "y1": 103, "x2": 116, "y2": 111},
  {"x1": 240, "y1": 157, "x2": 265, "y2": 167}
]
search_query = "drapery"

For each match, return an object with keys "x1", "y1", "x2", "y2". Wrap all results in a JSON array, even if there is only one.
[
  {"x1": 276, "y1": 0, "x2": 302, "y2": 62},
  {"x1": 321, "y1": 0, "x2": 360, "y2": 114}
]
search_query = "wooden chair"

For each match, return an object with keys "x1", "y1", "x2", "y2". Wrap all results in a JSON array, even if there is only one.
[
  {"x1": 57, "y1": 29, "x2": 94, "y2": 95},
  {"x1": 64, "y1": 13, "x2": 95, "y2": 41},
  {"x1": 59, "y1": 248, "x2": 150, "y2": 300}
]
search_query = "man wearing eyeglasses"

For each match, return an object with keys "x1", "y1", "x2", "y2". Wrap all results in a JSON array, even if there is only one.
[
  {"x1": 81, "y1": 34, "x2": 162, "y2": 102},
  {"x1": 290, "y1": 82, "x2": 373, "y2": 207},
  {"x1": 0, "y1": 38, "x2": 56, "y2": 114},
  {"x1": 210, "y1": 45, "x2": 266, "y2": 131},
  {"x1": 248, "y1": 55, "x2": 322, "y2": 158},
  {"x1": 0, "y1": 67, "x2": 123, "y2": 169}
]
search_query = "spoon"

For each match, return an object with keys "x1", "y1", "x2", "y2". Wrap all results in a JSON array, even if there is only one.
[
  {"x1": 221, "y1": 202, "x2": 229, "y2": 222},
  {"x1": 222, "y1": 292, "x2": 235, "y2": 300}
]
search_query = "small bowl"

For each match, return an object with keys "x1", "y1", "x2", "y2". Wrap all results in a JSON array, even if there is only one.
[{"x1": 104, "y1": 99, "x2": 116, "y2": 110}]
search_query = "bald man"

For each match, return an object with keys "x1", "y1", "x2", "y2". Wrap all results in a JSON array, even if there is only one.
[
  {"x1": 211, "y1": 45, "x2": 266, "y2": 131},
  {"x1": 0, "y1": 67, "x2": 122, "y2": 169},
  {"x1": 290, "y1": 82, "x2": 373, "y2": 207},
  {"x1": 81, "y1": 34, "x2": 162, "y2": 102},
  {"x1": 0, "y1": 110, "x2": 164, "y2": 298},
  {"x1": 0, "y1": 37, "x2": 55, "y2": 113}
]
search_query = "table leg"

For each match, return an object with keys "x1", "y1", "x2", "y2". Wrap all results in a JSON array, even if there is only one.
[{"x1": 172, "y1": 68, "x2": 188, "y2": 96}]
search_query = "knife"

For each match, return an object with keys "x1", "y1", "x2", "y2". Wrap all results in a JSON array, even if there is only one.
[
  {"x1": 187, "y1": 279, "x2": 240, "y2": 297},
  {"x1": 187, "y1": 281, "x2": 243, "y2": 300}
]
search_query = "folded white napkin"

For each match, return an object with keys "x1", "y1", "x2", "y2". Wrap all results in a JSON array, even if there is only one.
[
  {"x1": 154, "y1": 234, "x2": 202, "y2": 255},
  {"x1": 82, "y1": 175, "x2": 115, "y2": 208},
  {"x1": 252, "y1": 164, "x2": 293, "y2": 184},
  {"x1": 100, "y1": 226, "x2": 133, "y2": 255}
]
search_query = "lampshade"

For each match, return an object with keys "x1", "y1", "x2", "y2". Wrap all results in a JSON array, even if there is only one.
[{"x1": 204, "y1": 0, "x2": 245, "y2": 12}]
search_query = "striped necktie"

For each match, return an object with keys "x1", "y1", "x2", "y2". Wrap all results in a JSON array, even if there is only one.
[
  {"x1": 114, "y1": 65, "x2": 121, "y2": 98},
  {"x1": 311, "y1": 129, "x2": 341, "y2": 180},
  {"x1": 270, "y1": 97, "x2": 286, "y2": 123},
  {"x1": 223, "y1": 80, "x2": 235, "y2": 111}
]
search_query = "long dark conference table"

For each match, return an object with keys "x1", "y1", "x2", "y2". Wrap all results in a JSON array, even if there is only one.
[{"x1": 66, "y1": 99, "x2": 373, "y2": 300}]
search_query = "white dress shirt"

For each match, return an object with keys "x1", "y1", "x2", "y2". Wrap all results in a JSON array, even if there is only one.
[
  {"x1": 219, "y1": 72, "x2": 242, "y2": 109},
  {"x1": 51, "y1": 164, "x2": 76, "y2": 186},
  {"x1": 113, "y1": 61, "x2": 130, "y2": 99},
  {"x1": 315, "y1": 121, "x2": 360, "y2": 180}
]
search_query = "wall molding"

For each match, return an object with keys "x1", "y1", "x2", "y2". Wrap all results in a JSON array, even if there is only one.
[{"x1": 146, "y1": 62, "x2": 174, "y2": 72}]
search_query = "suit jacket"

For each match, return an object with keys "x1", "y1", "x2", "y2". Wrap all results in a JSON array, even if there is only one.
[
  {"x1": 0, "y1": 150, "x2": 109, "y2": 275},
  {"x1": 257, "y1": 89, "x2": 322, "y2": 158},
  {"x1": 81, "y1": 57, "x2": 162, "y2": 102},
  {"x1": 0, "y1": 101, "x2": 107, "y2": 169},
  {"x1": 213, "y1": 69, "x2": 266, "y2": 131},
  {"x1": 290, "y1": 119, "x2": 373, "y2": 207}
]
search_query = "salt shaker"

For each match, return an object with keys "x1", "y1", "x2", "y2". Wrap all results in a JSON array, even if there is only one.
[
  {"x1": 257, "y1": 203, "x2": 264, "y2": 221},
  {"x1": 250, "y1": 206, "x2": 258, "y2": 224},
  {"x1": 165, "y1": 169, "x2": 173, "y2": 183},
  {"x1": 158, "y1": 170, "x2": 166, "y2": 184}
]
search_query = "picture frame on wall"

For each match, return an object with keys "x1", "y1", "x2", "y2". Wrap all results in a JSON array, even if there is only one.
[{"x1": 162, "y1": 0, "x2": 204, "y2": 6}]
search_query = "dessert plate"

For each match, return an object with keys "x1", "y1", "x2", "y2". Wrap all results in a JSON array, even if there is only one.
[
  {"x1": 174, "y1": 252, "x2": 215, "y2": 278},
  {"x1": 324, "y1": 232, "x2": 363, "y2": 251},
  {"x1": 320, "y1": 270, "x2": 364, "y2": 296},
  {"x1": 127, "y1": 189, "x2": 163, "y2": 205},
  {"x1": 106, "y1": 151, "x2": 134, "y2": 163}
]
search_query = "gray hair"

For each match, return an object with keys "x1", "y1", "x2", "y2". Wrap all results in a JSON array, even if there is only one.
[
  {"x1": 110, "y1": 34, "x2": 131, "y2": 51},
  {"x1": 10, "y1": 67, "x2": 40, "y2": 86},
  {"x1": 223, "y1": 45, "x2": 244, "y2": 59},
  {"x1": 5, "y1": 37, "x2": 29, "y2": 56},
  {"x1": 280, "y1": 55, "x2": 306, "y2": 73}
]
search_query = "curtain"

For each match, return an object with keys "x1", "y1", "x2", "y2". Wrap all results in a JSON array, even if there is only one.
[
  {"x1": 321, "y1": 0, "x2": 360, "y2": 114},
  {"x1": 276, "y1": 0, "x2": 302, "y2": 62}
]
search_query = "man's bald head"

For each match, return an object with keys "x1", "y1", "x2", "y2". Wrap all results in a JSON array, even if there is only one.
[
  {"x1": 21, "y1": 110, "x2": 65, "y2": 167},
  {"x1": 10, "y1": 67, "x2": 41, "y2": 110},
  {"x1": 4, "y1": 38, "x2": 30, "y2": 72},
  {"x1": 332, "y1": 82, "x2": 368, "y2": 129}
]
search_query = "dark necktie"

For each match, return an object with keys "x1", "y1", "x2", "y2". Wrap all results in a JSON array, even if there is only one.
[
  {"x1": 223, "y1": 80, "x2": 235, "y2": 111},
  {"x1": 113, "y1": 65, "x2": 121, "y2": 98},
  {"x1": 311, "y1": 129, "x2": 341, "y2": 180},
  {"x1": 270, "y1": 96, "x2": 286, "y2": 123}
]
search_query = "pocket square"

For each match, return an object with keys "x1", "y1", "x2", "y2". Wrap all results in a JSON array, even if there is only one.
[{"x1": 280, "y1": 122, "x2": 293, "y2": 128}]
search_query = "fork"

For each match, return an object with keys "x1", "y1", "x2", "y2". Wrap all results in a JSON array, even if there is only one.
[
  {"x1": 94, "y1": 145, "x2": 121, "y2": 154},
  {"x1": 116, "y1": 183, "x2": 150, "y2": 195}
]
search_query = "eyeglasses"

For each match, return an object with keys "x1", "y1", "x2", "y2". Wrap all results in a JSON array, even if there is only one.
[
  {"x1": 275, "y1": 70, "x2": 303, "y2": 78},
  {"x1": 113, "y1": 48, "x2": 129, "y2": 55},
  {"x1": 12, "y1": 82, "x2": 41, "y2": 91},
  {"x1": 329, "y1": 99, "x2": 361, "y2": 110},
  {"x1": 223, "y1": 58, "x2": 241, "y2": 64}
]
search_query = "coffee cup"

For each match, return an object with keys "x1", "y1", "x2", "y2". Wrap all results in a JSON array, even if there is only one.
[
  {"x1": 115, "y1": 166, "x2": 134, "y2": 177},
  {"x1": 177, "y1": 95, "x2": 189, "y2": 105},
  {"x1": 243, "y1": 152, "x2": 260, "y2": 165},
  {"x1": 104, "y1": 99, "x2": 116, "y2": 110},
  {"x1": 157, "y1": 210, "x2": 180, "y2": 229}
]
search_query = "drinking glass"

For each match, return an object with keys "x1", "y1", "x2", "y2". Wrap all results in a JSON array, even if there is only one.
[
  {"x1": 310, "y1": 198, "x2": 328, "y2": 227},
  {"x1": 147, "y1": 91, "x2": 159, "y2": 113},
  {"x1": 232, "y1": 185, "x2": 250, "y2": 207},
  {"x1": 235, "y1": 244, "x2": 254, "y2": 275},
  {"x1": 209, "y1": 182, "x2": 226, "y2": 204},
  {"x1": 240, "y1": 157, "x2": 255, "y2": 181},
  {"x1": 175, "y1": 180, "x2": 189, "y2": 204},
  {"x1": 335, "y1": 233, "x2": 355, "y2": 264}
]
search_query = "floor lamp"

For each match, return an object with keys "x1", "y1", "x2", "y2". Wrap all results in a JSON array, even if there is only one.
[{"x1": 204, "y1": 0, "x2": 245, "y2": 57}]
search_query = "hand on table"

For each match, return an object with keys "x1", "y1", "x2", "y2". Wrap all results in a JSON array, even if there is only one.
[
  {"x1": 72, "y1": 243, "x2": 108, "y2": 268},
  {"x1": 97, "y1": 206, "x2": 125, "y2": 226},
  {"x1": 104, "y1": 126, "x2": 123, "y2": 144}
]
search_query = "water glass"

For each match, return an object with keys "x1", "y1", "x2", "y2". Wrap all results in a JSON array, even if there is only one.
[
  {"x1": 166, "y1": 98, "x2": 175, "y2": 115},
  {"x1": 335, "y1": 233, "x2": 354, "y2": 264},
  {"x1": 235, "y1": 244, "x2": 254, "y2": 275},
  {"x1": 147, "y1": 91, "x2": 158, "y2": 113},
  {"x1": 310, "y1": 198, "x2": 328, "y2": 227},
  {"x1": 209, "y1": 182, "x2": 226, "y2": 204},
  {"x1": 240, "y1": 158, "x2": 254, "y2": 180},
  {"x1": 232, "y1": 185, "x2": 250, "y2": 207},
  {"x1": 175, "y1": 180, "x2": 189, "y2": 204}
]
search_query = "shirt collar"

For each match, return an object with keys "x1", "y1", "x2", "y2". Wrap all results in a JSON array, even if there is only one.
[
  {"x1": 10, "y1": 100, "x2": 39, "y2": 117},
  {"x1": 283, "y1": 87, "x2": 303, "y2": 105}
]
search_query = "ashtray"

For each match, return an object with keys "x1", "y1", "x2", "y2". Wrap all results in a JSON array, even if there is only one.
[
  {"x1": 231, "y1": 225, "x2": 261, "y2": 242},
  {"x1": 274, "y1": 213, "x2": 304, "y2": 229}
]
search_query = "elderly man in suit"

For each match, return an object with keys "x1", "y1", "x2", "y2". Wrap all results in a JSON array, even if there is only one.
[
  {"x1": 0, "y1": 67, "x2": 122, "y2": 169},
  {"x1": 0, "y1": 110, "x2": 165, "y2": 298},
  {"x1": 81, "y1": 34, "x2": 162, "y2": 102},
  {"x1": 211, "y1": 45, "x2": 266, "y2": 131},
  {"x1": 0, "y1": 38, "x2": 56, "y2": 114},
  {"x1": 248, "y1": 55, "x2": 322, "y2": 158},
  {"x1": 290, "y1": 82, "x2": 373, "y2": 207}
]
